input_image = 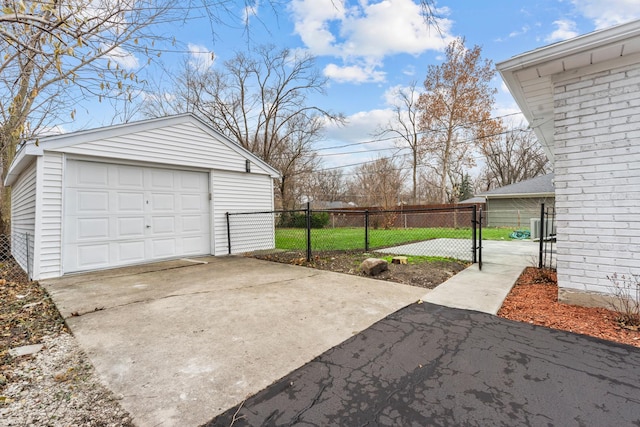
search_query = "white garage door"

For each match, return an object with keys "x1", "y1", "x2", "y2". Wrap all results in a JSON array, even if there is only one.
[{"x1": 63, "y1": 160, "x2": 211, "y2": 273}]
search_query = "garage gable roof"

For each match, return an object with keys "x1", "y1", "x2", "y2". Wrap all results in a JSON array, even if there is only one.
[
  {"x1": 497, "y1": 19, "x2": 640, "y2": 165},
  {"x1": 6, "y1": 114, "x2": 280, "y2": 186},
  {"x1": 479, "y1": 174, "x2": 555, "y2": 199}
]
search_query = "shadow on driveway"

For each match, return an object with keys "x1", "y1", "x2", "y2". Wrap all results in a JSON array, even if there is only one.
[{"x1": 207, "y1": 302, "x2": 640, "y2": 426}]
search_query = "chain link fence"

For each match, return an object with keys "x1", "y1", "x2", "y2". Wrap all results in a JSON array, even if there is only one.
[
  {"x1": 0, "y1": 233, "x2": 33, "y2": 284},
  {"x1": 227, "y1": 205, "x2": 479, "y2": 263}
]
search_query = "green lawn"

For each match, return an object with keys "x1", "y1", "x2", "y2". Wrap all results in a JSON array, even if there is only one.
[{"x1": 275, "y1": 226, "x2": 516, "y2": 251}]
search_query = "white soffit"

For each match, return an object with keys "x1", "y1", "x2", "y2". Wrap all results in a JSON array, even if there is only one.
[{"x1": 497, "y1": 20, "x2": 640, "y2": 164}]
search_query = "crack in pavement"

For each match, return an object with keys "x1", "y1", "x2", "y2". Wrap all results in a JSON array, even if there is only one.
[
  {"x1": 205, "y1": 302, "x2": 640, "y2": 426},
  {"x1": 62, "y1": 270, "x2": 327, "y2": 319}
]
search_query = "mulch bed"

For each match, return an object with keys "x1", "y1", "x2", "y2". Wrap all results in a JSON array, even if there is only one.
[
  {"x1": 498, "y1": 267, "x2": 640, "y2": 348},
  {"x1": 252, "y1": 250, "x2": 469, "y2": 289}
]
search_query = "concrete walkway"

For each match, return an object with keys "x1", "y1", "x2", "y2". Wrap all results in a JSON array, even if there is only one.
[{"x1": 423, "y1": 240, "x2": 538, "y2": 314}]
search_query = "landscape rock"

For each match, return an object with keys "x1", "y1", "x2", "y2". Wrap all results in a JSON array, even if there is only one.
[
  {"x1": 360, "y1": 258, "x2": 389, "y2": 276},
  {"x1": 8, "y1": 344, "x2": 43, "y2": 358}
]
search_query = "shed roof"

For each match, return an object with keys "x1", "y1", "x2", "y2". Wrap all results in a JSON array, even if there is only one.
[
  {"x1": 496, "y1": 19, "x2": 640, "y2": 164},
  {"x1": 6, "y1": 113, "x2": 280, "y2": 186},
  {"x1": 479, "y1": 174, "x2": 555, "y2": 198}
]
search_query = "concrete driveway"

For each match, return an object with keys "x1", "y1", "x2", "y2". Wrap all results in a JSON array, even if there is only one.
[{"x1": 43, "y1": 256, "x2": 426, "y2": 426}]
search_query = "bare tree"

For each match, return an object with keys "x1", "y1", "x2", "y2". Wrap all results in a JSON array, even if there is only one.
[
  {"x1": 348, "y1": 157, "x2": 407, "y2": 209},
  {"x1": 0, "y1": 0, "x2": 281, "y2": 231},
  {"x1": 377, "y1": 82, "x2": 423, "y2": 204},
  {"x1": 298, "y1": 169, "x2": 346, "y2": 207},
  {"x1": 479, "y1": 125, "x2": 550, "y2": 191},
  {"x1": 417, "y1": 38, "x2": 502, "y2": 204},
  {"x1": 0, "y1": 0, "x2": 177, "y2": 229},
  {"x1": 144, "y1": 45, "x2": 343, "y2": 210}
]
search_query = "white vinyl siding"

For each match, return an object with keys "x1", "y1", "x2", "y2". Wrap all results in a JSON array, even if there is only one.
[
  {"x1": 10, "y1": 160, "x2": 37, "y2": 276},
  {"x1": 212, "y1": 170, "x2": 274, "y2": 255},
  {"x1": 7, "y1": 115, "x2": 278, "y2": 279},
  {"x1": 50, "y1": 122, "x2": 269, "y2": 176},
  {"x1": 486, "y1": 197, "x2": 555, "y2": 228},
  {"x1": 39, "y1": 153, "x2": 64, "y2": 279}
]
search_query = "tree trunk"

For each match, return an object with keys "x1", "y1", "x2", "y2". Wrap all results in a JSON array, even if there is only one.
[{"x1": 0, "y1": 127, "x2": 21, "y2": 235}]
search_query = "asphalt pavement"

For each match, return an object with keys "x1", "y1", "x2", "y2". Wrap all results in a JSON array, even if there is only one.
[{"x1": 206, "y1": 302, "x2": 640, "y2": 426}]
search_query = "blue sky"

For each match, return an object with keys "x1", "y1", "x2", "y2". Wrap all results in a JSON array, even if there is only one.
[{"x1": 75, "y1": 0, "x2": 640, "y2": 172}]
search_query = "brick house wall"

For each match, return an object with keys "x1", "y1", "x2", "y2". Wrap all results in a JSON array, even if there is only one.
[{"x1": 553, "y1": 59, "x2": 640, "y2": 298}]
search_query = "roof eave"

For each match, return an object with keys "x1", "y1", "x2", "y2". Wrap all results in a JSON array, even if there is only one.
[
  {"x1": 496, "y1": 20, "x2": 640, "y2": 72},
  {"x1": 4, "y1": 143, "x2": 43, "y2": 186},
  {"x1": 485, "y1": 192, "x2": 555, "y2": 199}
]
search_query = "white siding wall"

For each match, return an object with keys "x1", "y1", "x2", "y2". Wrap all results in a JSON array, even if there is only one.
[
  {"x1": 39, "y1": 153, "x2": 64, "y2": 279},
  {"x1": 53, "y1": 122, "x2": 269, "y2": 176},
  {"x1": 553, "y1": 61, "x2": 640, "y2": 295},
  {"x1": 10, "y1": 160, "x2": 37, "y2": 275},
  {"x1": 212, "y1": 170, "x2": 274, "y2": 255}
]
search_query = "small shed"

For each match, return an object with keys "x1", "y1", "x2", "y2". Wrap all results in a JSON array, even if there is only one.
[
  {"x1": 478, "y1": 174, "x2": 555, "y2": 228},
  {"x1": 5, "y1": 114, "x2": 280, "y2": 280}
]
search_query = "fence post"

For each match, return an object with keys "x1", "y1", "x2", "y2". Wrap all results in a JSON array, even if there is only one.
[
  {"x1": 472, "y1": 206, "x2": 477, "y2": 264},
  {"x1": 306, "y1": 202, "x2": 312, "y2": 262},
  {"x1": 538, "y1": 203, "x2": 545, "y2": 269},
  {"x1": 226, "y1": 212, "x2": 231, "y2": 255},
  {"x1": 364, "y1": 210, "x2": 369, "y2": 252},
  {"x1": 25, "y1": 232, "x2": 30, "y2": 280},
  {"x1": 478, "y1": 208, "x2": 483, "y2": 270}
]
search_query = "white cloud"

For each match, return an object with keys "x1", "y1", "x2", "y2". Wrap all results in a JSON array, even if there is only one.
[
  {"x1": 243, "y1": 0, "x2": 259, "y2": 25},
  {"x1": 188, "y1": 43, "x2": 215, "y2": 71},
  {"x1": 103, "y1": 45, "x2": 139, "y2": 70},
  {"x1": 402, "y1": 65, "x2": 416, "y2": 76},
  {"x1": 289, "y1": 0, "x2": 454, "y2": 83},
  {"x1": 382, "y1": 84, "x2": 419, "y2": 108},
  {"x1": 323, "y1": 108, "x2": 394, "y2": 144},
  {"x1": 545, "y1": 19, "x2": 579, "y2": 43},
  {"x1": 571, "y1": 0, "x2": 640, "y2": 29},
  {"x1": 324, "y1": 62, "x2": 386, "y2": 84}
]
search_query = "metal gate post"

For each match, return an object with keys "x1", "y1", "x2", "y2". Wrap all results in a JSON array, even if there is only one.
[
  {"x1": 478, "y1": 208, "x2": 483, "y2": 271},
  {"x1": 538, "y1": 203, "x2": 545, "y2": 269},
  {"x1": 25, "y1": 233, "x2": 30, "y2": 280},
  {"x1": 226, "y1": 212, "x2": 231, "y2": 255},
  {"x1": 364, "y1": 210, "x2": 370, "y2": 252},
  {"x1": 306, "y1": 202, "x2": 312, "y2": 262},
  {"x1": 472, "y1": 206, "x2": 477, "y2": 264}
]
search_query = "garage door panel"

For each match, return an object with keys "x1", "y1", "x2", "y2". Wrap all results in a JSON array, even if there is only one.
[
  {"x1": 64, "y1": 160, "x2": 211, "y2": 273},
  {"x1": 117, "y1": 166, "x2": 144, "y2": 188},
  {"x1": 182, "y1": 215, "x2": 204, "y2": 232},
  {"x1": 117, "y1": 217, "x2": 145, "y2": 237},
  {"x1": 76, "y1": 162, "x2": 109, "y2": 187},
  {"x1": 181, "y1": 171, "x2": 208, "y2": 190},
  {"x1": 151, "y1": 216, "x2": 175, "y2": 234},
  {"x1": 151, "y1": 193, "x2": 175, "y2": 211},
  {"x1": 116, "y1": 241, "x2": 146, "y2": 263},
  {"x1": 77, "y1": 190, "x2": 109, "y2": 212},
  {"x1": 182, "y1": 236, "x2": 206, "y2": 254},
  {"x1": 117, "y1": 192, "x2": 145, "y2": 212},
  {"x1": 151, "y1": 238, "x2": 176, "y2": 258},
  {"x1": 77, "y1": 217, "x2": 110, "y2": 240},
  {"x1": 76, "y1": 244, "x2": 110, "y2": 268},
  {"x1": 149, "y1": 170, "x2": 174, "y2": 189},
  {"x1": 181, "y1": 194, "x2": 204, "y2": 211}
]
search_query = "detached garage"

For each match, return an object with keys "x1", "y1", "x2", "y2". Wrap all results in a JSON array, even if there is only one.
[{"x1": 5, "y1": 114, "x2": 279, "y2": 280}]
